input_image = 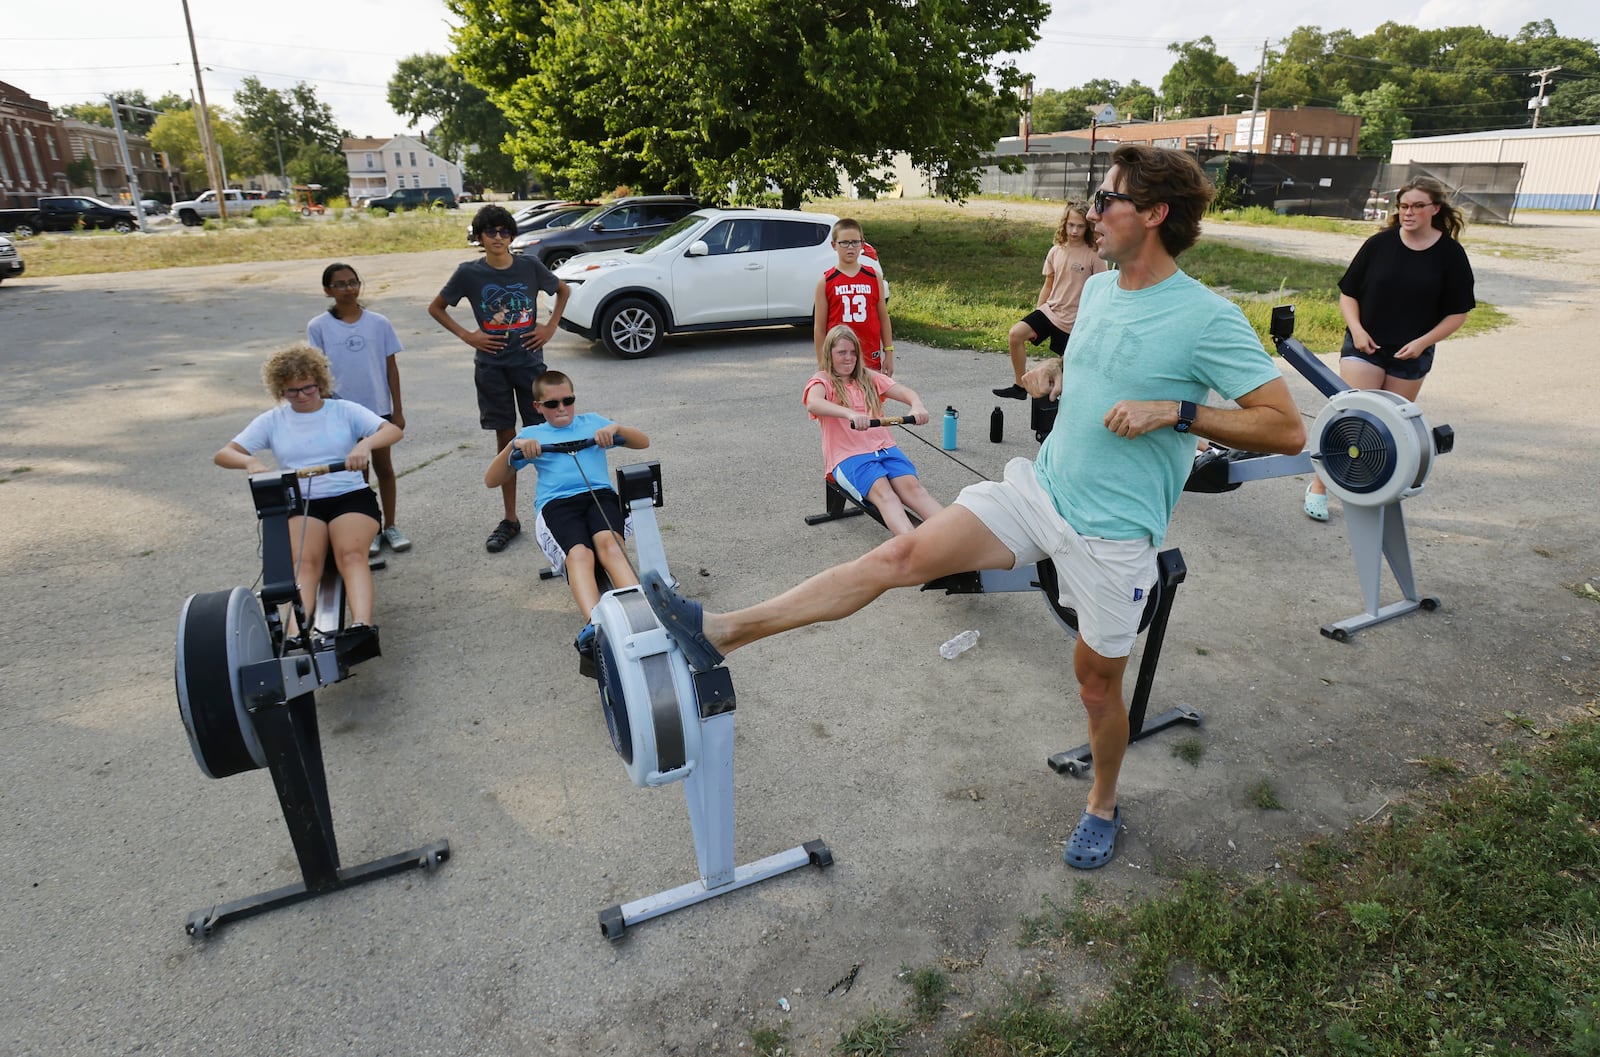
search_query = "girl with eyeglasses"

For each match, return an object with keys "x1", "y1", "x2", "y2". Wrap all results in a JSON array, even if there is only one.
[
  {"x1": 484, "y1": 370, "x2": 650, "y2": 664},
  {"x1": 214, "y1": 344, "x2": 404, "y2": 638},
  {"x1": 307, "y1": 262, "x2": 411, "y2": 553},
  {"x1": 1304, "y1": 176, "x2": 1475, "y2": 521}
]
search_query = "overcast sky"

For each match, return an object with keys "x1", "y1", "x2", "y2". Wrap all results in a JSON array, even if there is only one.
[{"x1": 6, "y1": 1, "x2": 1597, "y2": 140}]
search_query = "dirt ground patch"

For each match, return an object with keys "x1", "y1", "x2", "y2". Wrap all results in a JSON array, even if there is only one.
[{"x1": 1, "y1": 208, "x2": 1596, "y2": 1055}]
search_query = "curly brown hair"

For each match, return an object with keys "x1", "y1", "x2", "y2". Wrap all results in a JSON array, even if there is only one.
[
  {"x1": 262, "y1": 344, "x2": 335, "y2": 401},
  {"x1": 1109, "y1": 144, "x2": 1215, "y2": 257}
]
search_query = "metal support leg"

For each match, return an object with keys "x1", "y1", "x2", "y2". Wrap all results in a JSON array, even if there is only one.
[
  {"x1": 1320, "y1": 501, "x2": 1440, "y2": 641},
  {"x1": 184, "y1": 690, "x2": 450, "y2": 940}
]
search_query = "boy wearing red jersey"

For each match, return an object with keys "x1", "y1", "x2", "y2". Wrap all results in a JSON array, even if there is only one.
[{"x1": 814, "y1": 218, "x2": 895, "y2": 375}]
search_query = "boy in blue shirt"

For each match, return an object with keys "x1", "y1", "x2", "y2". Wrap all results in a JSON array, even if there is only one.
[{"x1": 483, "y1": 370, "x2": 650, "y2": 660}]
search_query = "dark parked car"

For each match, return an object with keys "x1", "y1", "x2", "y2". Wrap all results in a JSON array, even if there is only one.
[
  {"x1": 467, "y1": 200, "x2": 598, "y2": 245},
  {"x1": 510, "y1": 195, "x2": 701, "y2": 269},
  {"x1": 366, "y1": 187, "x2": 458, "y2": 212},
  {"x1": 0, "y1": 196, "x2": 139, "y2": 237}
]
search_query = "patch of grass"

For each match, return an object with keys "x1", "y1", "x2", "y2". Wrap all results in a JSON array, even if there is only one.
[
  {"x1": 21, "y1": 210, "x2": 469, "y2": 278},
  {"x1": 750, "y1": 1022, "x2": 788, "y2": 1056},
  {"x1": 834, "y1": 1011, "x2": 911, "y2": 1056},
  {"x1": 899, "y1": 963, "x2": 952, "y2": 1020},
  {"x1": 1413, "y1": 754, "x2": 1464, "y2": 777},
  {"x1": 1209, "y1": 205, "x2": 1377, "y2": 235},
  {"x1": 928, "y1": 717, "x2": 1600, "y2": 1057},
  {"x1": 1248, "y1": 778, "x2": 1285, "y2": 810},
  {"x1": 1171, "y1": 737, "x2": 1205, "y2": 767}
]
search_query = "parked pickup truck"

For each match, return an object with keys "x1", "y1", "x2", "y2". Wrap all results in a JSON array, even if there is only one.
[
  {"x1": 0, "y1": 196, "x2": 140, "y2": 237},
  {"x1": 172, "y1": 189, "x2": 259, "y2": 226}
]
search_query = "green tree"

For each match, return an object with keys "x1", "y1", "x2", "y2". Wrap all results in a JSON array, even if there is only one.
[
  {"x1": 56, "y1": 90, "x2": 162, "y2": 133},
  {"x1": 387, "y1": 53, "x2": 525, "y2": 190},
  {"x1": 1032, "y1": 81, "x2": 1117, "y2": 132},
  {"x1": 148, "y1": 106, "x2": 250, "y2": 190},
  {"x1": 449, "y1": 0, "x2": 1046, "y2": 207},
  {"x1": 232, "y1": 77, "x2": 348, "y2": 179},
  {"x1": 1159, "y1": 38, "x2": 1246, "y2": 118},
  {"x1": 1339, "y1": 82, "x2": 1413, "y2": 156},
  {"x1": 1545, "y1": 77, "x2": 1600, "y2": 125},
  {"x1": 286, "y1": 143, "x2": 349, "y2": 195}
]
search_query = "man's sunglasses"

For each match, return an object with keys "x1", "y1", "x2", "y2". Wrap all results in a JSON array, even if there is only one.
[
  {"x1": 539, "y1": 395, "x2": 577, "y2": 409},
  {"x1": 1092, "y1": 189, "x2": 1138, "y2": 213}
]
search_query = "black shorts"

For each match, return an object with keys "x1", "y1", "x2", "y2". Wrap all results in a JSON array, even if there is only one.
[
  {"x1": 1340, "y1": 332, "x2": 1434, "y2": 381},
  {"x1": 476, "y1": 361, "x2": 546, "y2": 431},
  {"x1": 1020, "y1": 309, "x2": 1071, "y2": 355},
  {"x1": 540, "y1": 490, "x2": 625, "y2": 555},
  {"x1": 302, "y1": 488, "x2": 381, "y2": 524}
]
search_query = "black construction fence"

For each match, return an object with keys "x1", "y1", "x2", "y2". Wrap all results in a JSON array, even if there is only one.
[{"x1": 972, "y1": 151, "x2": 1524, "y2": 225}]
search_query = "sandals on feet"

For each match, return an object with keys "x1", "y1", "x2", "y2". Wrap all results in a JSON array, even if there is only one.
[
  {"x1": 1303, "y1": 484, "x2": 1329, "y2": 522},
  {"x1": 1064, "y1": 807, "x2": 1121, "y2": 870},
  {"x1": 486, "y1": 519, "x2": 521, "y2": 553},
  {"x1": 639, "y1": 570, "x2": 725, "y2": 672}
]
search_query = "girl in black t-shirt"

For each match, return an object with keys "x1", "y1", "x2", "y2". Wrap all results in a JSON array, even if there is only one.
[{"x1": 1305, "y1": 176, "x2": 1475, "y2": 521}]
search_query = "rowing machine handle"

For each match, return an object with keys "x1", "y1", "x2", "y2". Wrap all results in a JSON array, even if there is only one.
[
  {"x1": 522, "y1": 434, "x2": 631, "y2": 456},
  {"x1": 296, "y1": 462, "x2": 350, "y2": 477}
]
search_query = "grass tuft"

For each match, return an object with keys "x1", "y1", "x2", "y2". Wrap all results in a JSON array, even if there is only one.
[
  {"x1": 899, "y1": 963, "x2": 952, "y2": 1020},
  {"x1": 834, "y1": 1011, "x2": 911, "y2": 1056}
]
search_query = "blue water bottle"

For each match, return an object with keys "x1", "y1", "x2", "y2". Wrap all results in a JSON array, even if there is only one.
[{"x1": 942, "y1": 406, "x2": 958, "y2": 451}]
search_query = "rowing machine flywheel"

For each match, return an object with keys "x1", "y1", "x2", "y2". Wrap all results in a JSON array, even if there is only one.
[
  {"x1": 591, "y1": 586, "x2": 701, "y2": 788},
  {"x1": 175, "y1": 586, "x2": 272, "y2": 779},
  {"x1": 1312, "y1": 389, "x2": 1433, "y2": 507}
]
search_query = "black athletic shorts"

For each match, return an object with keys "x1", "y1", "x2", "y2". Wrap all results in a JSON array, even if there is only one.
[
  {"x1": 302, "y1": 487, "x2": 381, "y2": 524},
  {"x1": 540, "y1": 490, "x2": 626, "y2": 555},
  {"x1": 1339, "y1": 331, "x2": 1434, "y2": 381},
  {"x1": 1020, "y1": 309, "x2": 1071, "y2": 355}
]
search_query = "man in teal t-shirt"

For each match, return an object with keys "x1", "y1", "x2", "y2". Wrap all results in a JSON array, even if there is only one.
[{"x1": 640, "y1": 145, "x2": 1307, "y2": 871}]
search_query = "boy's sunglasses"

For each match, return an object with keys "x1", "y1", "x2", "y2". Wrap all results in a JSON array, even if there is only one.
[
  {"x1": 480, "y1": 226, "x2": 515, "y2": 240},
  {"x1": 539, "y1": 395, "x2": 577, "y2": 409}
]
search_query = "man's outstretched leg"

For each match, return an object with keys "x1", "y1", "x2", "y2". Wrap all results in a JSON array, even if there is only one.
[{"x1": 643, "y1": 505, "x2": 1016, "y2": 669}]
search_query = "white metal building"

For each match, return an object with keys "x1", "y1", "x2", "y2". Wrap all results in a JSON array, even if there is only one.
[{"x1": 1389, "y1": 125, "x2": 1600, "y2": 211}]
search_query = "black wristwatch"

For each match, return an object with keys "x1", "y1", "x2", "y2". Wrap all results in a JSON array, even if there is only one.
[{"x1": 1174, "y1": 400, "x2": 1197, "y2": 434}]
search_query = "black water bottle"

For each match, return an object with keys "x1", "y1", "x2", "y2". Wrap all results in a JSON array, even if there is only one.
[{"x1": 990, "y1": 405, "x2": 1003, "y2": 443}]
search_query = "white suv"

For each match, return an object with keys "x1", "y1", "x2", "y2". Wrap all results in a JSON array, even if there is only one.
[{"x1": 555, "y1": 207, "x2": 842, "y2": 359}]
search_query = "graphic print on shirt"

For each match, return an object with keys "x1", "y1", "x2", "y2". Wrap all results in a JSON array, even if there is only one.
[{"x1": 480, "y1": 282, "x2": 536, "y2": 335}]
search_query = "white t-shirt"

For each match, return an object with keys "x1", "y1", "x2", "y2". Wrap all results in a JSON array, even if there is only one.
[
  {"x1": 232, "y1": 400, "x2": 386, "y2": 500},
  {"x1": 306, "y1": 308, "x2": 402, "y2": 416}
]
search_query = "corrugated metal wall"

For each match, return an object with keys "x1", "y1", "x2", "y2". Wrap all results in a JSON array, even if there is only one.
[{"x1": 1391, "y1": 129, "x2": 1600, "y2": 211}]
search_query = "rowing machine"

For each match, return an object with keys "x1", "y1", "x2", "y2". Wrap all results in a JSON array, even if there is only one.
[
  {"x1": 174, "y1": 465, "x2": 448, "y2": 939},
  {"x1": 586, "y1": 460, "x2": 832, "y2": 940},
  {"x1": 1185, "y1": 305, "x2": 1455, "y2": 640}
]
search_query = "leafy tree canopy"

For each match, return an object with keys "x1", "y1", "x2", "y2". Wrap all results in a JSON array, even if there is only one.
[
  {"x1": 231, "y1": 77, "x2": 348, "y2": 179},
  {"x1": 448, "y1": 0, "x2": 1047, "y2": 207},
  {"x1": 55, "y1": 90, "x2": 185, "y2": 135},
  {"x1": 1029, "y1": 20, "x2": 1599, "y2": 157},
  {"x1": 148, "y1": 106, "x2": 250, "y2": 190},
  {"x1": 387, "y1": 52, "x2": 526, "y2": 191}
]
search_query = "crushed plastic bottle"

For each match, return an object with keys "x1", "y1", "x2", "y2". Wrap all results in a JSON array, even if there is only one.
[{"x1": 939, "y1": 629, "x2": 980, "y2": 659}]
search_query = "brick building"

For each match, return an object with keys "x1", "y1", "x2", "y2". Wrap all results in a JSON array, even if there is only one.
[{"x1": 1, "y1": 81, "x2": 72, "y2": 207}]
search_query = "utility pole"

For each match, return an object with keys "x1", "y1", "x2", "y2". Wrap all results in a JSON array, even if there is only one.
[
  {"x1": 1244, "y1": 39, "x2": 1267, "y2": 202},
  {"x1": 181, "y1": 0, "x2": 228, "y2": 220},
  {"x1": 1528, "y1": 66, "x2": 1561, "y2": 129}
]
